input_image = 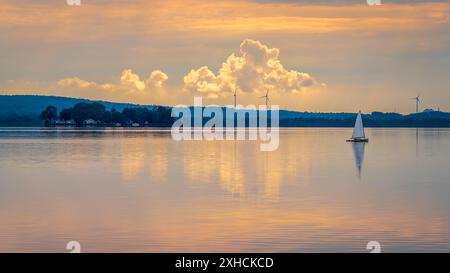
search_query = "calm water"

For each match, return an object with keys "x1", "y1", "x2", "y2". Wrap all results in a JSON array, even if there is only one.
[{"x1": 0, "y1": 127, "x2": 450, "y2": 253}]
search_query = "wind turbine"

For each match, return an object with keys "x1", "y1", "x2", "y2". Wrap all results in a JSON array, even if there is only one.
[
  {"x1": 233, "y1": 88, "x2": 237, "y2": 109},
  {"x1": 260, "y1": 89, "x2": 270, "y2": 109},
  {"x1": 411, "y1": 94, "x2": 421, "y2": 113}
]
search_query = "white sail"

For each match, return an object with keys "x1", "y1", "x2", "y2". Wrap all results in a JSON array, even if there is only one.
[{"x1": 352, "y1": 112, "x2": 365, "y2": 139}]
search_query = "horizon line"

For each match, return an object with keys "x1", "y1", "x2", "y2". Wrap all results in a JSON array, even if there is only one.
[{"x1": 0, "y1": 93, "x2": 444, "y2": 115}]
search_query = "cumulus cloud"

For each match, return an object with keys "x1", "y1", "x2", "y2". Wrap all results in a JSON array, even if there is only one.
[
  {"x1": 58, "y1": 68, "x2": 168, "y2": 95},
  {"x1": 183, "y1": 39, "x2": 322, "y2": 98},
  {"x1": 146, "y1": 70, "x2": 169, "y2": 88},
  {"x1": 119, "y1": 69, "x2": 146, "y2": 92},
  {"x1": 51, "y1": 69, "x2": 170, "y2": 104},
  {"x1": 183, "y1": 66, "x2": 224, "y2": 98}
]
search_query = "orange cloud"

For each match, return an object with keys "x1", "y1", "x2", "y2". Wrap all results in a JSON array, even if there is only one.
[
  {"x1": 1, "y1": 0, "x2": 449, "y2": 42},
  {"x1": 52, "y1": 68, "x2": 169, "y2": 104},
  {"x1": 58, "y1": 68, "x2": 167, "y2": 93},
  {"x1": 1, "y1": 0, "x2": 450, "y2": 112}
]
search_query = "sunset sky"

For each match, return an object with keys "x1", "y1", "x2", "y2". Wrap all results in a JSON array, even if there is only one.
[{"x1": 1, "y1": 0, "x2": 449, "y2": 113}]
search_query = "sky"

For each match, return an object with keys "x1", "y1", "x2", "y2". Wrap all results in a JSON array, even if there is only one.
[{"x1": 0, "y1": 0, "x2": 449, "y2": 113}]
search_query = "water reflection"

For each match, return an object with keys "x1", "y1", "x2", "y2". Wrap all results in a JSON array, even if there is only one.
[
  {"x1": 218, "y1": 141, "x2": 245, "y2": 198},
  {"x1": 352, "y1": 142, "x2": 366, "y2": 178},
  {"x1": 1, "y1": 128, "x2": 450, "y2": 252},
  {"x1": 416, "y1": 128, "x2": 419, "y2": 157},
  {"x1": 120, "y1": 137, "x2": 146, "y2": 182}
]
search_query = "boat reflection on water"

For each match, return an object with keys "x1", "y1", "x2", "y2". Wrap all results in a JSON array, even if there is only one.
[{"x1": 352, "y1": 142, "x2": 366, "y2": 178}]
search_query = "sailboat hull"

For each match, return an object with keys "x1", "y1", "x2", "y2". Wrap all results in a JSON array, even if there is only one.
[{"x1": 346, "y1": 138, "x2": 369, "y2": 143}]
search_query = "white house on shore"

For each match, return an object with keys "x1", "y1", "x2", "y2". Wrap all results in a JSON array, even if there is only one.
[{"x1": 84, "y1": 119, "x2": 98, "y2": 125}]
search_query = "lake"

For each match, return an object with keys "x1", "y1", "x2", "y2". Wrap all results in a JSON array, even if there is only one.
[{"x1": 0, "y1": 127, "x2": 449, "y2": 252}]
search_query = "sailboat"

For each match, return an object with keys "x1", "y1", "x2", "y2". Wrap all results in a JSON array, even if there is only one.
[{"x1": 347, "y1": 111, "x2": 369, "y2": 142}]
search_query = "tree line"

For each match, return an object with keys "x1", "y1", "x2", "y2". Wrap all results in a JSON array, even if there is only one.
[{"x1": 40, "y1": 102, "x2": 173, "y2": 126}]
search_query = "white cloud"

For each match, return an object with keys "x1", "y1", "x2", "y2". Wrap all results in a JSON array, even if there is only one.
[
  {"x1": 184, "y1": 66, "x2": 224, "y2": 98},
  {"x1": 183, "y1": 39, "x2": 322, "y2": 98}
]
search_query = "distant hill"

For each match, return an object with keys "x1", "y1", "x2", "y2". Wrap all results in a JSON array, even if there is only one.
[
  {"x1": 280, "y1": 110, "x2": 450, "y2": 127},
  {"x1": 0, "y1": 95, "x2": 449, "y2": 127},
  {"x1": 0, "y1": 95, "x2": 156, "y2": 117}
]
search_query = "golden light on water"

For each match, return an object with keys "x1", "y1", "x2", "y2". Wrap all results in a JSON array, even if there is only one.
[{"x1": 1, "y1": 129, "x2": 450, "y2": 252}]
